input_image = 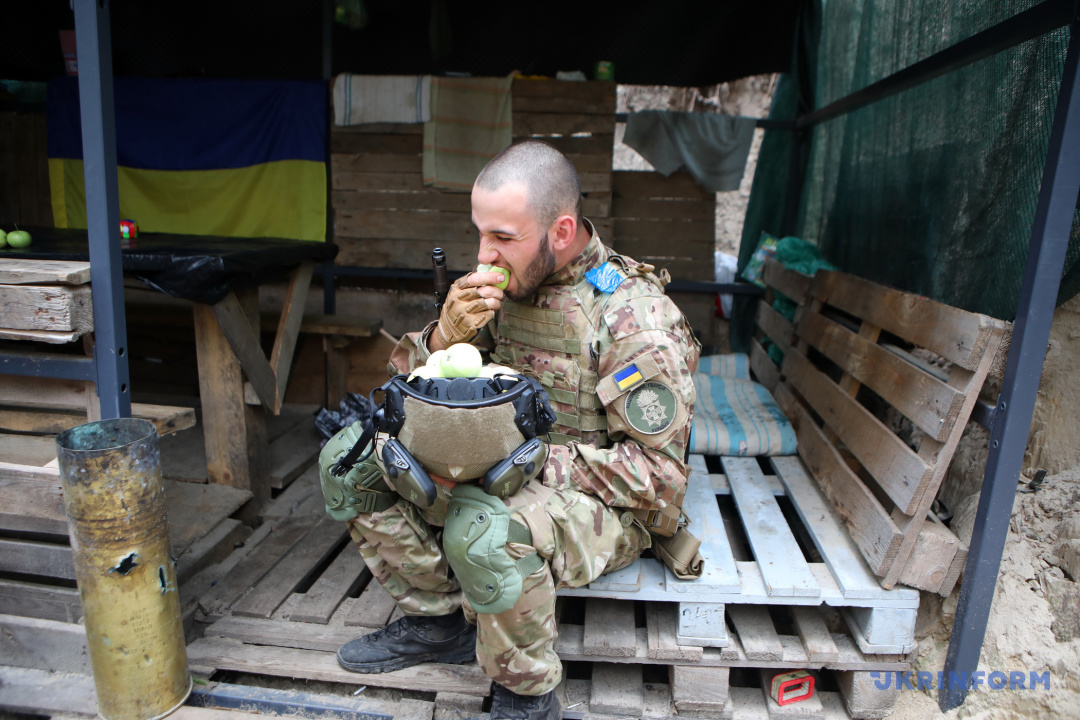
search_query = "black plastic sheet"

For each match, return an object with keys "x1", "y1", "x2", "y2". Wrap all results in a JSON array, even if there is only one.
[{"x1": 3, "y1": 227, "x2": 338, "y2": 305}]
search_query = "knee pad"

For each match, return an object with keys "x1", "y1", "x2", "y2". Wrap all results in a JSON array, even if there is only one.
[
  {"x1": 443, "y1": 484, "x2": 544, "y2": 615},
  {"x1": 319, "y1": 423, "x2": 394, "y2": 521}
]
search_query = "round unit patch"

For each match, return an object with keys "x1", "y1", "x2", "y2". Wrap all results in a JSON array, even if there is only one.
[{"x1": 623, "y1": 381, "x2": 678, "y2": 435}]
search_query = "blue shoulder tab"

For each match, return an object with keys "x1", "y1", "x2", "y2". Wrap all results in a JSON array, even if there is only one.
[{"x1": 586, "y1": 264, "x2": 624, "y2": 293}]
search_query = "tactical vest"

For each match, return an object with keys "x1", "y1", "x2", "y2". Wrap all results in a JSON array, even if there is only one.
[{"x1": 490, "y1": 253, "x2": 667, "y2": 448}]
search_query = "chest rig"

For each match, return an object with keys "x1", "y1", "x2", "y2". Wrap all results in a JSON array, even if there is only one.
[{"x1": 490, "y1": 253, "x2": 666, "y2": 448}]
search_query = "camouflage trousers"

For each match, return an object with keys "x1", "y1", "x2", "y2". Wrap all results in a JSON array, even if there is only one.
[{"x1": 346, "y1": 480, "x2": 650, "y2": 695}]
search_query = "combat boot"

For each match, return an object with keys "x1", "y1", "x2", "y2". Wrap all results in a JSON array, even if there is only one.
[
  {"x1": 337, "y1": 609, "x2": 476, "y2": 673},
  {"x1": 490, "y1": 685, "x2": 561, "y2": 720}
]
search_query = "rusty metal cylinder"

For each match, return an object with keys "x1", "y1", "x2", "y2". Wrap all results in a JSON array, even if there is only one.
[{"x1": 56, "y1": 418, "x2": 191, "y2": 720}]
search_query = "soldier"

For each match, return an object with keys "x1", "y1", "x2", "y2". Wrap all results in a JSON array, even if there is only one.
[{"x1": 320, "y1": 140, "x2": 700, "y2": 719}]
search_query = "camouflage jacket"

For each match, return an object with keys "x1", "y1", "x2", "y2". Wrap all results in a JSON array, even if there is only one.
[{"x1": 389, "y1": 223, "x2": 701, "y2": 512}]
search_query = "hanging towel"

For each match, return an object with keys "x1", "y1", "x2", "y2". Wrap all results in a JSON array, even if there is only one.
[
  {"x1": 623, "y1": 111, "x2": 756, "y2": 192},
  {"x1": 423, "y1": 75, "x2": 513, "y2": 191},
  {"x1": 332, "y1": 74, "x2": 432, "y2": 126}
]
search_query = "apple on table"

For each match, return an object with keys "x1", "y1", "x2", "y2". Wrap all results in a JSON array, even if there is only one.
[{"x1": 6, "y1": 229, "x2": 31, "y2": 248}]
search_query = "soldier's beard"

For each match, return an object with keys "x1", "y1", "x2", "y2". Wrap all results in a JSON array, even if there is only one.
[{"x1": 506, "y1": 234, "x2": 556, "y2": 302}]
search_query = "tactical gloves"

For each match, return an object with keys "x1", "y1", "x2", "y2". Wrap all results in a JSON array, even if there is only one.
[{"x1": 436, "y1": 275, "x2": 495, "y2": 347}]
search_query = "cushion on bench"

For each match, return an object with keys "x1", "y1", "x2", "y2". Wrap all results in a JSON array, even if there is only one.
[{"x1": 689, "y1": 354, "x2": 796, "y2": 457}]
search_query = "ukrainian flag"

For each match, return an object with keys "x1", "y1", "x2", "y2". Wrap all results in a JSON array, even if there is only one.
[{"x1": 47, "y1": 77, "x2": 326, "y2": 241}]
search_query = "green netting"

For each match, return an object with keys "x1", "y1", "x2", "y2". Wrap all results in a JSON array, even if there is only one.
[{"x1": 738, "y1": 0, "x2": 1080, "y2": 348}]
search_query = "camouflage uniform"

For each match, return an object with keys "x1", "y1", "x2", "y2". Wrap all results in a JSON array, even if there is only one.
[{"x1": 350, "y1": 220, "x2": 699, "y2": 694}]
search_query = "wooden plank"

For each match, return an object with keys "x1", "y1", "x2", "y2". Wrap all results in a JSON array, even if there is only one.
[
  {"x1": 0, "y1": 461, "x2": 66, "y2": 535},
  {"x1": 333, "y1": 170, "x2": 427, "y2": 191},
  {"x1": 269, "y1": 262, "x2": 315, "y2": 409},
  {"x1": 0, "y1": 666, "x2": 97, "y2": 716},
  {"x1": 613, "y1": 171, "x2": 713, "y2": 200},
  {"x1": 583, "y1": 598, "x2": 637, "y2": 658},
  {"x1": 762, "y1": 258, "x2": 812, "y2": 304},
  {"x1": 895, "y1": 520, "x2": 961, "y2": 594},
  {"x1": 335, "y1": 208, "x2": 473, "y2": 243},
  {"x1": 0, "y1": 580, "x2": 81, "y2": 623},
  {"x1": 203, "y1": 614, "x2": 367, "y2": 653},
  {"x1": 291, "y1": 549, "x2": 371, "y2": 625},
  {"x1": 727, "y1": 605, "x2": 783, "y2": 661},
  {"x1": 165, "y1": 479, "x2": 252, "y2": 557},
  {"x1": 0, "y1": 433, "x2": 59, "y2": 467},
  {"x1": 791, "y1": 606, "x2": 840, "y2": 663},
  {"x1": 211, "y1": 292, "x2": 279, "y2": 413},
  {"x1": 332, "y1": 152, "x2": 422, "y2": 174},
  {"x1": 194, "y1": 296, "x2": 269, "y2": 505},
  {"x1": 197, "y1": 517, "x2": 312, "y2": 618},
  {"x1": 511, "y1": 92, "x2": 615, "y2": 116},
  {"x1": 269, "y1": 417, "x2": 323, "y2": 490},
  {"x1": 749, "y1": 339, "x2": 781, "y2": 393},
  {"x1": 836, "y1": 670, "x2": 901, "y2": 719},
  {"x1": 775, "y1": 385, "x2": 903, "y2": 576},
  {"x1": 512, "y1": 79, "x2": 616, "y2": 102},
  {"x1": 0, "y1": 284, "x2": 93, "y2": 333},
  {"x1": 0, "y1": 327, "x2": 81, "y2": 343},
  {"x1": 0, "y1": 613, "x2": 91, "y2": 674},
  {"x1": 512, "y1": 111, "x2": 614, "y2": 136},
  {"x1": 0, "y1": 260, "x2": 91, "y2": 286},
  {"x1": 531, "y1": 133, "x2": 615, "y2": 156},
  {"x1": 671, "y1": 665, "x2": 730, "y2": 712},
  {"x1": 175, "y1": 518, "x2": 248, "y2": 584},
  {"x1": 332, "y1": 122, "x2": 424, "y2": 136},
  {"x1": 711, "y1": 472, "x2": 786, "y2": 497},
  {"x1": 335, "y1": 237, "x2": 477, "y2": 272},
  {"x1": 343, "y1": 574, "x2": 398, "y2": 628},
  {"x1": 611, "y1": 196, "x2": 716, "y2": 219},
  {"x1": 330, "y1": 131, "x2": 423, "y2": 154},
  {"x1": 724, "y1": 457, "x2": 820, "y2": 598},
  {"x1": 612, "y1": 218, "x2": 716, "y2": 242},
  {"x1": 755, "y1": 302, "x2": 794, "y2": 356},
  {"x1": 810, "y1": 270, "x2": 1005, "y2": 371},
  {"x1": 683, "y1": 454, "x2": 741, "y2": 593},
  {"x1": 0, "y1": 538, "x2": 74, "y2": 580},
  {"x1": 267, "y1": 314, "x2": 383, "y2": 338},
  {"x1": 185, "y1": 636, "x2": 493, "y2": 695},
  {"x1": 332, "y1": 188, "x2": 472, "y2": 212},
  {"x1": 783, "y1": 349, "x2": 932, "y2": 516},
  {"x1": 233, "y1": 517, "x2": 348, "y2": 619},
  {"x1": 646, "y1": 603, "x2": 703, "y2": 662},
  {"x1": 590, "y1": 663, "x2": 643, "y2": 716},
  {"x1": 798, "y1": 310, "x2": 964, "y2": 441}
]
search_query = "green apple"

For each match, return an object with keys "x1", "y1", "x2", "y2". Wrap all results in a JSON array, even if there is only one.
[
  {"x1": 0, "y1": 229, "x2": 6, "y2": 248},
  {"x1": 476, "y1": 263, "x2": 510, "y2": 290},
  {"x1": 426, "y1": 350, "x2": 448, "y2": 370},
  {"x1": 6, "y1": 230, "x2": 30, "y2": 248},
  {"x1": 441, "y1": 343, "x2": 483, "y2": 378}
]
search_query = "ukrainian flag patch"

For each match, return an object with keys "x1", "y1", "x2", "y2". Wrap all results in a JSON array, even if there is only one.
[{"x1": 614, "y1": 364, "x2": 644, "y2": 392}]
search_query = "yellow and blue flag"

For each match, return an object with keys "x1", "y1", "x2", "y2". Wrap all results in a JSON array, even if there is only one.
[
  {"x1": 614, "y1": 364, "x2": 644, "y2": 392},
  {"x1": 47, "y1": 77, "x2": 326, "y2": 241}
]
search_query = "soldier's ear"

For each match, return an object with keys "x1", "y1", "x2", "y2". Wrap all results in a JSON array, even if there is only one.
[{"x1": 549, "y1": 214, "x2": 577, "y2": 251}]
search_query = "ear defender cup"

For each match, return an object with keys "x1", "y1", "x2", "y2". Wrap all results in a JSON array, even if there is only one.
[
  {"x1": 481, "y1": 437, "x2": 548, "y2": 499},
  {"x1": 381, "y1": 438, "x2": 437, "y2": 507}
]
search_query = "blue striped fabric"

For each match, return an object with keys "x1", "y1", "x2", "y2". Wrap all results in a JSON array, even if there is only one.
[
  {"x1": 697, "y1": 353, "x2": 750, "y2": 378},
  {"x1": 689, "y1": 371, "x2": 796, "y2": 457}
]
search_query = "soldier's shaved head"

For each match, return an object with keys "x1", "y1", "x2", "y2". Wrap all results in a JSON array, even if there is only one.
[{"x1": 475, "y1": 140, "x2": 582, "y2": 230}]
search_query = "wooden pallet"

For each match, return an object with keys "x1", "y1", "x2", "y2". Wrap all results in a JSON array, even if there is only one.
[{"x1": 558, "y1": 455, "x2": 919, "y2": 655}]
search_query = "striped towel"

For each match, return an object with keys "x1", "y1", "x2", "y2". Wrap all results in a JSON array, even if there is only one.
[
  {"x1": 690, "y1": 374, "x2": 797, "y2": 457},
  {"x1": 698, "y1": 353, "x2": 750, "y2": 378},
  {"x1": 423, "y1": 75, "x2": 513, "y2": 191},
  {"x1": 332, "y1": 74, "x2": 431, "y2": 126}
]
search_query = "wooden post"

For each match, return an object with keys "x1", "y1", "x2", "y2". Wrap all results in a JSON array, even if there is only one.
[{"x1": 193, "y1": 288, "x2": 269, "y2": 514}]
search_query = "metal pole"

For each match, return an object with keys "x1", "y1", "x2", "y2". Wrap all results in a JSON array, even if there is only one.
[
  {"x1": 941, "y1": 15, "x2": 1080, "y2": 711},
  {"x1": 74, "y1": 0, "x2": 131, "y2": 419}
]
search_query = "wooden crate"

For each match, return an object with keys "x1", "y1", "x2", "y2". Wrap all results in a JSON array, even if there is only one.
[
  {"x1": 330, "y1": 79, "x2": 615, "y2": 272},
  {"x1": 610, "y1": 170, "x2": 717, "y2": 282}
]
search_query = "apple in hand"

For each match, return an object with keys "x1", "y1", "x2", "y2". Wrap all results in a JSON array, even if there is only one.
[
  {"x1": 6, "y1": 230, "x2": 30, "y2": 248},
  {"x1": 476, "y1": 263, "x2": 510, "y2": 290},
  {"x1": 441, "y1": 342, "x2": 483, "y2": 378}
]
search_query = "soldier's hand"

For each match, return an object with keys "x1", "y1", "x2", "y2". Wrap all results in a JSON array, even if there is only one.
[{"x1": 435, "y1": 273, "x2": 503, "y2": 348}]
